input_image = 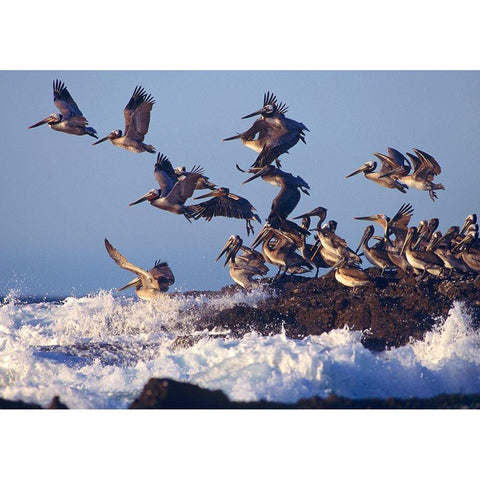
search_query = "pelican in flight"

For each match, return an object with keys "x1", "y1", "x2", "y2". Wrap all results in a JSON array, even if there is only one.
[
  {"x1": 223, "y1": 91, "x2": 309, "y2": 168},
  {"x1": 345, "y1": 149, "x2": 408, "y2": 193},
  {"x1": 105, "y1": 239, "x2": 174, "y2": 301},
  {"x1": 92, "y1": 86, "x2": 156, "y2": 153},
  {"x1": 28, "y1": 79, "x2": 98, "y2": 138},
  {"x1": 129, "y1": 153, "x2": 203, "y2": 219},
  {"x1": 216, "y1": 235, "x2": 269, "y2": 288},
  {"x1": 190, "y1": 187, "x2": 261, "y2": 236},
  {"x1": 174, "y1": 166, "x2": 216, "y2": 191}
]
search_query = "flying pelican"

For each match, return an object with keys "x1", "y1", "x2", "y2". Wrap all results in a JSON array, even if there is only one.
[
  {"x1": 400, "y1": 227, "x2": 444, "y2": 278},
  {"x1": 190, "y1": 187, "x2": 261, "y2": 236},
  {"x1": 128, "y1": 153, "x2": 203, "y2": 219},
  {"x1": 251, "y1": 224, "x2": 312, "y2": 279},
  {"x1": 174, "y1": 166, "x2": 216, "y2": 190},
  {"x1": 345, "y1": 149, "x2": 408, "y2": 193},
  {"x1": 104, "y1": 239, "x2": 174, "y2": 301},
  {"x1": 216, "y1": 235, "x2": 269, "y2": 288},
  {"x1": 92, "y1": 86, "x2": 156, "y2": 153},
  {"x1": 241, "y1": 164, "x2": 310, "y2": 225},
  {"x1": 223, "y1": 91, "x2": 309, "y2": 168},
  {"x1": 28, "y1": 79, "x2": 98, "y2": 138}
]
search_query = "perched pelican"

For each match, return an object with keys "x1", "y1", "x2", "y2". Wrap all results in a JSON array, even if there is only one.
[
  {"x1": 400, "y1": 227, "x2": 444, "y2": 277},
  {"x1": 104, "y1": 239, "x2": 174, "y2": 301},
  {"x1": 427, "y1": 227, "x2": 469, "y2": 274},
  {"x1": 190, "y1": 187, "x2": 261, "y2": 236},
  {"x1": 293, "y1": 206, "x2": 329, "y2": 232},
  {"x1": 28, "y1": 79, "x2": 98, "y2": 138},
  {"x1": 356, "y1": 225, "x2": 397, "y2": 275},
  {"x1": 129, "y1": 153, "x2": 203, "y2": 219},
  {"x1": 332, "y1": 257, "x2": 372, "y2": 293},
  {"x1": 241, "y1": 164, "x2": 310, "y2": 225},
  {"x1": 345, "y1": 150, "x2": 408, "y2": 193},
  {"x1": 216, "y1": 235, "x2": 268, "y2": 288},
  {"x1": 451, "y1": 225, "x2": 480, "y2": 273},
  {"x1": 223, "y1": 91, "x2": 309, "y2": 168},
  {"x1": 92, "y1": 86, "x2": 156, "y2": 153},
  {"x1": 251, "y1": 224, "x2": 312, "y2": 278}
]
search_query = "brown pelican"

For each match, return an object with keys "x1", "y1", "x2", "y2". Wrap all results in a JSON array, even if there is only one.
[
  {"x1": 241, "y1": 164, "x2": 310, "y2": 226},
  {"x1": 128, "y1": 153, "x2": 203, "y2": 219},
  {"x1": 331, "y1": 257, "x2": 372, "y2": 293},
  {"x1": 104, "y1": 239, "x2": 174, "y2": 301},
  {"x1": 451, "y1": 225, "x2": 480, "y2": 273},
  {"x1": 354, "y1": 203, "x2": 414, "y2": 272},
  {"x1": 92, "y1": 86, "x2": 155, "y2": 153},
  {"x1": 174, "y1": 166, "x2": 216, "y2": 190},
  {"x1": 345, "y1": 150, "x2": 408, "y2": 193},
  {"x1": 28, "y1": 79, "x2": 98, "y2": 138},
  {"x1": 413, "y1": 218, "x2": 439, "y2": 250},
  {"x1": 216, "y1": 235, "x2": 269, "y2": 288},
  {"x1": 356, "y1": 225, "x2": 397, "y2": 275},
  {"x1": 390, "y1": 149, "x2": 444, "y2": 201},
  {"x1": 251, "y1": 224, "x2": 313, "y2": 279},
  {"x1": 400, "y1": 226, "x2": 444, "y2": 277},
  {"x1": 427, "y1": 227, "x2": 470, "y2": 274},
  {"x1": 190, "y1": 187, "x2": 261, "y2": 236},
  {"x1": 223, "y1": 91, "x2": 309, "y2": 168}
]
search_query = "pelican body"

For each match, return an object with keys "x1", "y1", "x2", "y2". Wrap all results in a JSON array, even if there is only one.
[
  {"x1": 93, "y1": 86, "x2": 155, "y2": 153},
  {"x1": 223, "y1": 91, "x2": 309, "y2": 168},
  {"x1": 28, "y1": 79, "x2": 98, "y2": 138},
  {"x1": 105, "y1": 239, "x2": 174, "y2": 301},
  {"x1": 356, "y1": 225, "x2": 396, "y2": 275},
  {"x1": 190, "y1": 187, "x2": 261, "y2": 236},
  {"x1": 216, "y1": 235, "x2": 268, "y2": 288},
  {"x1": 129, "y1": 153, "x2": 203, "y2": 219}
]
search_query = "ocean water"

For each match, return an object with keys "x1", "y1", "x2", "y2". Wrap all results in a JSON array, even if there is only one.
[{"x1": 1, "y1": 288, "x2": 480, "y2": 409}]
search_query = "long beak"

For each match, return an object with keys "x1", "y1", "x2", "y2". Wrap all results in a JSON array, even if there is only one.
[
  {"x1": 223, "y1": 133, "x2": 243, "y2": 141},
  {"x1": 28, "y1": 117, "x2": 50, "y2": 129},
  {"x1": 345, "y1": 164, "x2": 368, "y2": 179},
  {"x1": 92, "y1": 135, "x2": 110, "y2": 146},
  {"x1": 400, "y1": 230, "x2": 413, "y2": 257},
  {"x1": 193, "y1": 191, "x2": 216, "y2": 200},
  {"x1": 251, "y1": 225, "x2": 269, "y2": 250},
  {"x1": 355, "y1": 229, "x2": 369, "y2": 255},
  {"x1": 129, "y1": 191, "x2": 154, "y2": 206},
  {"x1": 353, "y1": 215, "x2": 380, "y2": 222},
  {"x1": 216, "y1": 237, "x2": 234, "y2": 263},
  {"x1": 242, "y1": 168, "x2": 265, "y2": 185},
  {"x1": 241, "y1": 108, "x2": 265, "y2": 119},
  {"x1": 117, "y1": 277, "x2": 140, "y2": 292}
]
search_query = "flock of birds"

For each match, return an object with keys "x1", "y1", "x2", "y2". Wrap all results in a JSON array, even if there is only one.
[{"x1": 28, "y1": 80, "x2": 480, "y2": 300}]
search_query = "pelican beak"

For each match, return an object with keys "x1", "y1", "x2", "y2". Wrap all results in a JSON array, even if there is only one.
[
  {"x1": 92, "y1": 135, "x2": 110, "y2": 146},
  {"x1": 345, "y1": 164, "x2": 368, "y2": 178},
  {"x1": 241, "y1": 108, "x2": 265, "y2": 119},
  {"x1": 216, "y1": 237, "x2": 234, "y2": 262},
  {"x1": 28, "y1": 117, "x2": 51, "y2": 129},
  {"x1": 223, "y1": 133, "x2": 243, "y2": 141},
  {"x1": 251, "y1": 225, "x2": 268, "y2": 250},
  {"x1": 400, "y1": 229, "x2": 413, "y2": 257},
  {"x1": 242, "y1": 168, "x2": 265, "y2": 184},
  {"x1": 193, "y1": 191, "x2": 216, "y2": 200},
  {"x1": 353, "y1": 215, "x2": 379, "y2": 222},
  {"x1": 129, "y1": 191, "x2": 156, "y2": 206},
  {"x1": 117, "y1": 277, "x2": 141, "y2": 292}
]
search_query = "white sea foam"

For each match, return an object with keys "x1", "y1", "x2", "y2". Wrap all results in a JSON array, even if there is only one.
[{"x1": 1, "y1": 290, "x2": 479, "y2": 408}]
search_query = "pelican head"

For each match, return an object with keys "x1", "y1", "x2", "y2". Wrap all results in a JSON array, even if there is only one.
[
  {"x1": 216, "y1": 234, "x2": 242, "y2": 265},
  {"x1": 92, "y1": 129, "x2": 122, "y2": 145},
  {"x1": 345, "y1": 161, "x2": 377, "y2": 178},
  {"x1": 460, "y1": 214, "x2": 477, "y2": 235},
  {"x1": 400, "y1": 226, "x2": 417, "y2": 256},
  {"x1": 129, "y1": 189, "x2": 160, "y2": 206},
  {"x1": 293, "y1": 206, "x2": 328, "y2": 221},
  {"x1": 28, "y1": 113, "x2": 62, "y2": 129},
  {"x1": 242, "y1": 166, "x2": 272, "y2": 184},
  {"x1": 241, "y1": 91, "x2": 284, "y2": 119}
]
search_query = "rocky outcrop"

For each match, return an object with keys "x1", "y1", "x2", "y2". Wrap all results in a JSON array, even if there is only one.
[{"x1": 190, "y1": 269, "x2": 480, "y2": 351}]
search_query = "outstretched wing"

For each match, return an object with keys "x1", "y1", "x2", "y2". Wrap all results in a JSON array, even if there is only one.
[
  {"x1": 192, "y1": 194, "x2": 260, "y2": 222},
  {"x1": 154, "y1": 154, "x2": 177, "y2": 195},
  {"x1": 124, "y1": 86, "x2": 155, "y2": 142},
  {"x1": 149, "y1": 260, "x2": 175, "y2": 291},
  {"x1": 53, "y1": 79, "x2": 86, "y2": 123},
  {"x1": 105, "y1": 238, "x2": 150, "y2": 279}
]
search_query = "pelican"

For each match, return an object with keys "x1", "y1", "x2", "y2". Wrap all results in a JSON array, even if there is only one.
[
  {"x1": 331, "y1": 257, "x2": 372, "y2": 293},
  {"x1": 392, "y1": 149, "x2": 444, "y2": 201},
  {"x1": 251, "y1": 224, "x2": 312, "y2": 278},
  {"x1": 223, "y1": 91, "x2": 309, "y2": 168},
  {"x1": 451, "y1": 225, "x2": 480, "y2": 273},
  {"x1": 345, "y1": 149, "x2": 408, "y2": 193},
  {"x1": 174, "y1": 166, "x2": 216, "y2": 190},
  {"x1": 216, "y1": 235, "x2": 268, "y2": 288},
  {"x1": 104, "y1": 239, "x2": 174, "y2": 301},
  {"x1": 427, "y1": 227, "x2": 469, "y2": 274},
  {"x1": 28, "y1": 79, "x2": 98, "y2": 138},
  {"x1": 128, "y1": 153, "x2": 203, "y2": 219},
  {"x1": 241, "y1": 164, "x2": 310, "y2": 225},
  {"x1": 190, "y1": 187, "x2": 261, "y2": 236},
  {"x1": 400, "y1": 226, "x2": 444, "y2": 277},
  {"x1": 356, "y1": 225, "x2": 397, "y2": 275},
  {"x1": 92, "y1": 86, "x2": 155, "y2": 153}
]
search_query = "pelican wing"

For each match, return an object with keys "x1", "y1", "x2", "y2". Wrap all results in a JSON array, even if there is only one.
[
  {"x1": 105, "y1": 239, "x2": 151, "y2": 279},
  {"x1": 124, "y1": 86, "x2": 155, "y2": 142},
  {"x1": 192, "y1": 194, "x2": 259, "y2": 221},
  {"x1": 149, "y1": 260, "x2": 175, "y2": 291},
  {"x1": 387, "y1": 148, "x2": 412, "y2": 173},
  {"x1": 391, "y1": 203, "x2": 414, "y2": 229},
  {"x1": 53, "y1": 79, "x2": 84, "y2": 120},
  {"x1": 166, "y1": 173, "x2": 203, "y2": 205},
  {"x1": 414, "y1": 149, "x2": 441, "y2": 175},
  {"x1": 240, "y1": 118, "x2": 272, "y2": 141},
  {"x1": 154, "y1": 154, "x2": 177, "y2": 195},
  {"x1": 373, "y1": 152, "x2": 402, "y2": 177}
]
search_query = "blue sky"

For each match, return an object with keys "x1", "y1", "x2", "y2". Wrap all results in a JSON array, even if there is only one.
[{"x1": 0, "y1": 70, "x2": 479, "y2": 296}]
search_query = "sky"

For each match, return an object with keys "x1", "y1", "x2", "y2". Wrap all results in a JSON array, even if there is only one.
[{"x1": 0, "y1": 70, "x2": 479, "y2": 296}]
